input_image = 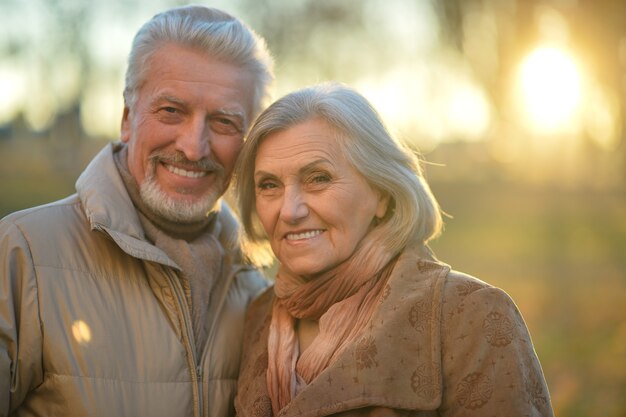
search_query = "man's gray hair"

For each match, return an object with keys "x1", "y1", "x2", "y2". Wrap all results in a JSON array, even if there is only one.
[{"x1": 124, "y1": 5, "x2": 274, "y2": 118}]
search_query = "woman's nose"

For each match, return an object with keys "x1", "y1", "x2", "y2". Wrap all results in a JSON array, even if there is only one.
[{"x1": 279, "y1": 186, "x2": 309, "y2": 224}]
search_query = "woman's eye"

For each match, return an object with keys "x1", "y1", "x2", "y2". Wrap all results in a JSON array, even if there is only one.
[
  {"x1": 257, "y1": 181, "x2": 277, "y2": 190},
  {"x1": 311, "y1": 174, "x2": 331, "y2": 183}
]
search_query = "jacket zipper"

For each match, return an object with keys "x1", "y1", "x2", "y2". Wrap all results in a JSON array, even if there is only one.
[
  {"x1": 164, "y1": 268, "x2": 203, "y2": 417},
  {"x1": 196, "y1": 364, "x2": 203, "y2": 413},
  {"x1": 198, "y1": 263, "x2": 242, "y2": 416},
  {"x1": 94, "y1": 224, "x2": 204, "y2": 415}
]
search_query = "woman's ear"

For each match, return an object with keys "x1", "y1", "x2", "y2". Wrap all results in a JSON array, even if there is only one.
[{"x1": 375, "y1": 191, "x2": 390, "y2": 220}]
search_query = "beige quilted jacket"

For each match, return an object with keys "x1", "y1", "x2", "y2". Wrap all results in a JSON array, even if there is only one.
[{"x1": 0, "y1": 143, "x2": 268, "y2": 417}]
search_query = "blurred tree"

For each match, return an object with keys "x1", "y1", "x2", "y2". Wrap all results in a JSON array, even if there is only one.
[
  {"x1": 0, "y1": 0, "x2": 624, "y2": 183},
  {"x1": 238, "y1": 0, "x2": 387, "y2": 84},
  {"x1": 434, "y1": 0, "x2": 625, "y2": 185},
  {"x1": 0, "y1": 0, "x2": 88, "y2": 134}
]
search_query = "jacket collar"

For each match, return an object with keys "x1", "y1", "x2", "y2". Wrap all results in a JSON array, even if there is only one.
[
  {"x1": 237, "y1": 245, "x2": 450, "y2": 417},
  {"x1": 75, "y1": 142, "x2": 250, "y2": 270},
  {"x1": 75, "y1": 142, "x2": 179, "y2": 267},
  {"x1": 76, "y1": 144, "x2": 141, "y2": 237}
]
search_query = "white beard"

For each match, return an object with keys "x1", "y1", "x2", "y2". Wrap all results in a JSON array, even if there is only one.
[
  {"x1": 139, "y1": 151, "x2": 226, "y2": 223},
  {"x1": 139, "y1": 176, "x2": 223, "y2": 223}
]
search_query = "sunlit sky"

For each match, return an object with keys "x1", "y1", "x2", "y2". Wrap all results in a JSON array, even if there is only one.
[{"x1": 0, "y1": 0, "x2": 621, "y2": 153}]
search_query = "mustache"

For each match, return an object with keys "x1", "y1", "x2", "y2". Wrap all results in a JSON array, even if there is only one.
[{"x1": 148, "y1": 150, "x2": 225, "y2": 175}]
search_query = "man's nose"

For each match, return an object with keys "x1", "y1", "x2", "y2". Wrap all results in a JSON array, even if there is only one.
[{"x1": 176, "y1": 118, "x2": 211, "y2": 161}]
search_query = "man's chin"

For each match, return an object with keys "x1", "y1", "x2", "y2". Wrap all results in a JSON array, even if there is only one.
[{"x1": 140, "y1": 181, "x2": 221, "y2": 223}]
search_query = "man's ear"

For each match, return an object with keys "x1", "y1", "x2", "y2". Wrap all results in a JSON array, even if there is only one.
[{"x1": 120, "y1": 106, "x2": 131, "y2": 143}]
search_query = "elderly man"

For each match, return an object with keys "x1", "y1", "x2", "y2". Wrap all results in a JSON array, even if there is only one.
[{"x1": 0, "y1": 6, "x2": 273, "y2": 417}]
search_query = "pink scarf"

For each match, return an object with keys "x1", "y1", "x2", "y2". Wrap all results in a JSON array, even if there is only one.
[{"x1": 266, "y1": 232, "x2": 398, "y2": 414}]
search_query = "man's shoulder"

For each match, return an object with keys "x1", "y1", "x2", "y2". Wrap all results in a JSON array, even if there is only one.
[
  {"x1": 233, "y1": 266, "x2": 271, "y2": 297},
  {"x1": 1, "y1": 194, "x2": 85, "y2": 236}
]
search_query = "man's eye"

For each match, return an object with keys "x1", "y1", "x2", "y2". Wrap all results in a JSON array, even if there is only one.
[
  {"x1": 156, "y1": 106, "x2": 184, "y2": 124},
  {"x1": 211, "y1": 117, "x2": 241, "y2": 134},
  {"x1": 216, "y1": 117, "x2": 233, "y2": 125}
]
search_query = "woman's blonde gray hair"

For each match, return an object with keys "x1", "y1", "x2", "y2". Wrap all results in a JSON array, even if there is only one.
[
  {"x1": 235, "y1": 82, "x2": 442, "y2": 263},
  {"x1": 124, "y1": 5, "x2": 274, "y2": 118}
]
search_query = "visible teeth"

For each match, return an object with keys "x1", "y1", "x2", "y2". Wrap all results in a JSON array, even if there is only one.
[
  {"x1": 165, "y1": 164, "x2": 207, "y2": 178},
  {"x1": 286, "y1": 230, "x2": 322, "y2": 240}
]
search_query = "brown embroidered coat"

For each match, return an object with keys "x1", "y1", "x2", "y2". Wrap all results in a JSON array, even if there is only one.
[{"x1": 235, "y1": 246, "x2": 554, "y2": 417}]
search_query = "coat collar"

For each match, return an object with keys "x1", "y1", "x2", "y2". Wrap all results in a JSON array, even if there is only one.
[
  {"x1": 236, "y1": 245, "x2": 450, "y2": 417},
  {"x1": 76, "y1": 143, "x2": 143, "y2": 239},
  {"x1": 75, "y1": 142, "x2": 178, "y2": 267},
  {"x1": 75, "y1": 142, "x2": 245, "y2": 269}
]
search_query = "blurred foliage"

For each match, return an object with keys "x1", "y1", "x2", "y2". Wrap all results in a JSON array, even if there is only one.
[
  {"x1": 428, "y1": 178, "x2": 626, "y2": 416},
  {"x1": 1, "y1": 0, "x2": 626, "y2": 416}
]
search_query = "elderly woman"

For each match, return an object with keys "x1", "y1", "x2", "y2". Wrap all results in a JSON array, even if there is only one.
[{"x1": 234, "y1": 83, "x2": 554, "y2": 417}]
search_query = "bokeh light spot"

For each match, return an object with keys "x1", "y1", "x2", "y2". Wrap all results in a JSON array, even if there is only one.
[
  {"x1": 72, "y1": 320, "x2": 92, "y2": 345},
  {"x1": 518, "y1": 46, "x2": 582, "y2": 134}
]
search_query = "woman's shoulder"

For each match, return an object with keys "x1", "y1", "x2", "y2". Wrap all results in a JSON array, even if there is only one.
[
  {"x1": 439, "y1": 269, "x2": 529, "y2": 345},
  {"x1": 444, "y1": 269, "x2": 495, "y2": 297},
  {"x1": 393, "y1": 246, "x2": 519, "y2": 319},
  {"x1": 443, "y1": 269, "x2": 517, "y2": 308},
  {"x1": 249, "y1": 284, "x2": 274, "y2": 308},
  {"x1": 245, "y1": 285, "x2": 275, "y2": 322}
]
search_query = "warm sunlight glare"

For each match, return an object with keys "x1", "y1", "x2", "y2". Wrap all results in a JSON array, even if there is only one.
[
  {"x1": 82, "y1": 83, "x2": 125, "y2": 138},
  {"x1": 0, "y1": 67, "x2": 25, "y2": 124},
  {"x1": 357, "y1": 65, "x2": 491, "y2": 148},
  {"x1": 446, "y1": 83, "x2": 491, "y2": 141},
  {"x1": 518, "y1": 46, "x2": 582, "y2": 134}
]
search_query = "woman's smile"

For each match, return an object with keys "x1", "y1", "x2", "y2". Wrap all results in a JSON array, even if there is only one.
[{"x1": 284, "y1": 229, "x2": 325, "y2": 242}]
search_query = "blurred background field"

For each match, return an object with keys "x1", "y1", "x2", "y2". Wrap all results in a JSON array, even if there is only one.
[{"x1": 1, "y1": 0, "x2": 625, "y2": 415}]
